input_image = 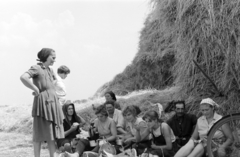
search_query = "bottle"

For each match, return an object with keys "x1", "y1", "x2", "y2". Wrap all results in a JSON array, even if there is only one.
[{"x1": 88, "y1": 122, "x2": 94, "y2": 140}]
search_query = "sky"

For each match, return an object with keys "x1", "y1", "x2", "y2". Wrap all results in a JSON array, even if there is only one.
[{"x1": 0, "y1": 0, "x2": 150, "y2": 105}]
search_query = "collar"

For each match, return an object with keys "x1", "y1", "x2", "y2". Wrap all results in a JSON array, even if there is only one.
[
  {"x1": 37, "y1": 63, "x2": 46, "y2": 69},
  {"x1": 200, "y1": 112, "x2": 221, "y2": 121},
  {"x1": 56, "y1": 75, "x2": 63, "y2": 81}
]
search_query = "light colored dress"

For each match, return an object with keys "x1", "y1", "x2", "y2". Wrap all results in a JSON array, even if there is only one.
[
  {"x1": 94, "y1": 117, "x2": 114, "y2": 139},
  {"x1": 27, "y1": 63, "x2": 64, "y2": 142}
]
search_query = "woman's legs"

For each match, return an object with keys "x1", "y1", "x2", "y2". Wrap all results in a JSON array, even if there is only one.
[
  {"x1": 33, "y1": 142, "x2": 41, "y2": 157},
  {"x1": 75, "y1": 139, "x2": 90, "y2": 156},
  {"x1": 174, "y1": 140, "x2": 194, "y2": 157},
  {"x1": 187, "y1": 143, "x2": 204, "y2": 157},
  {"x1": 48, "y1": 140, "x2": 56, "y2": 157}
]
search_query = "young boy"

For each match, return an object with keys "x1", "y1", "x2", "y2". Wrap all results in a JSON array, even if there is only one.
[{"x1": 54, "y1": 65, "x2": 70, "y2": 106}]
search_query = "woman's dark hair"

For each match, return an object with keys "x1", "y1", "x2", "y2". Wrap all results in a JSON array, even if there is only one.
[
  {"x1": 144, "y1": 110, "x2": 162, "y2": 122},
  {"x1": 133, "y1": 105, "x2": 141, "y2": 115},
  {"x1": 122, "y1": 105, "x2": 137, "y2": 117},
  {"x1": 57, "y1": 65, "x2": 70, "y2": 74},
  {"x1": 95, "y1": 105, "x2": 108, "y2": 117},
  {"x1": 37, "y1": 48, "x2": 55, "y2": 62},
  {"x1": 105, "y1": 91, "x2": 117, "y2": 101}
]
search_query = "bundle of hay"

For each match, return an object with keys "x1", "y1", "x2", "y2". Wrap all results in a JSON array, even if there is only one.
[{"x1": 150, "y1": 0, "x2": 240, "y2": 115}]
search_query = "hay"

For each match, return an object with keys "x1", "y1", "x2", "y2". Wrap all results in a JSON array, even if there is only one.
[{"x1": 150, "y1": 0, "x2": 240, "y2": 115}]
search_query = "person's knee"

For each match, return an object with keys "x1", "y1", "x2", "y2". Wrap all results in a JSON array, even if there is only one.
[{"x1": 64, "y1": 143, "x2": 72, "y2": 153}]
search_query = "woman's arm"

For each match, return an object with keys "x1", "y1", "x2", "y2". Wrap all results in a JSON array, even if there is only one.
[
  {"x1": 133, "y1": 121, "x2": 149, "y2": 142},
  {"x1": 20, "y1": 73, "x2": 39, "y2": 95},
  {"x1": 151, "y1": 123, "x2": 172, "y2": 150},
  {"x1": 117, "y1": 127, "x2": 128, "y2": 134},
  {"x1": 220, "y1": 123, "x2": 233, "y2": 148},
  {"x1": 106, "y1": 120, "x2": 117, "y2": 142},
  {"x1": 64, "y1": 125, "x2": 78, "y2": 137},
  {"x1": 191, "y1": 124, "x2": 199, "y2": 141}
]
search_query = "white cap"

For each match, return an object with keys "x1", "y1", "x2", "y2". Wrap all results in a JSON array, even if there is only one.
[{"x1": 200, "y1": 98, "x2": 219, "y2": 108}]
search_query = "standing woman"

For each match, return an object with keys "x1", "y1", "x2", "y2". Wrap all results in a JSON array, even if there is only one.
[{"x1": 20, "y1": 48, "x2": 64, "y2": 157}]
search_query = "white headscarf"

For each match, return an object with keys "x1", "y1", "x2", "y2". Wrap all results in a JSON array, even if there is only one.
[{"x1": 200, "y1": 98, "x2": 219, "y2": 108}]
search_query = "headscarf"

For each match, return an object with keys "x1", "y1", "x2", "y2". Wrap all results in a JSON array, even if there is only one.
[
  {"x1": 200, "y1": 98, "x2": 219, "y2": 108},
  {"x1": 62, "y1": 102, "x2": 83, "y2": 127},
  {"x1": 37, "y1": 48, "x2": 55, "y2": 62}
]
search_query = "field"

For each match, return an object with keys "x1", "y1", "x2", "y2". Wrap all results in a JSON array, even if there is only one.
[{"x1": 0, "y1": 87, "x2": 184, "y2": 157}]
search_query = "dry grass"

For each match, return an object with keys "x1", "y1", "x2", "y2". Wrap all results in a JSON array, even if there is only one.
[
  {"x1": 146, "y1": 0, "x2": 240, "y2": 116},
  {"x1": 0, "y1": 132, "x2": 48, "y2": 157}
]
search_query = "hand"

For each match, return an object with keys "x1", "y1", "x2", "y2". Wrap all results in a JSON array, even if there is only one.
[
  {"x1": 133, "y1": 124, "x2": 141, "y2": 132},
  {"x1": 217, "y1": 146, "x2": 226, "y2": 157},
  {"x1": 151, "y1": 144, "x2": 158, "y2": 149},
  {"x1": 70, "y1": 125, "x2": 78, "y2": 132},
  {"x1": 32, "y1": 89, "x2": 40, "y2": 96}
]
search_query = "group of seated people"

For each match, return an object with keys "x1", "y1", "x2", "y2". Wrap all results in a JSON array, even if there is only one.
[{"x1": 56, "y1": 91, "x2": 234, "y2": 157}]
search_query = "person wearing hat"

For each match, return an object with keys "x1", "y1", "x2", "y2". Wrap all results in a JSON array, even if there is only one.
[
  {"x1": 20, "y1": 48, "x2": 64, "y2": 157},
  {"x1": 174, "y1": 98, "x2": 233, "y2": 157}
]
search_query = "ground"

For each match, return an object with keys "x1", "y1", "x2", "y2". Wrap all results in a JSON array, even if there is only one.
[{"x1": 0, "y1": 132, "x2": 49, "y2": 157}]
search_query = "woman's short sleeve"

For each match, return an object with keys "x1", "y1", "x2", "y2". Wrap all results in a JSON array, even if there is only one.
[{"x1": 26, "y1": 65, "x2": 40, "y2": 78}]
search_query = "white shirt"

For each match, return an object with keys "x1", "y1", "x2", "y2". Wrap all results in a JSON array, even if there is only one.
[
  {"x1": 54, "y1": 75, "x2": 67, "y2": 105},
  {"x1": 112, "y1": 109, "x2": 124, "y2": 128},
  {"x1": 197, "y1": 112, "x2": 223, "y2": 140}
]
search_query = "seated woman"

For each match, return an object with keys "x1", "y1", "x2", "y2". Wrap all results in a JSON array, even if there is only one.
[
  {"x1": 90, "y1": 105, "x2": 118, "y2": 153},
  {"x1": 57, "y1": 102, "x2": 89, "y2": 157},
  {"x1": 140, "y1": 110, "x2": 176, "y2": 157},
  {"x1": 104, "y1": 91, "x2": 121, "y2": 110},
  {"x1": 121, "y1": 105, "x2": 149, "y2": 154},
  {"x1": 174, "y1": 98, "x2": 233, "y2": 157}
]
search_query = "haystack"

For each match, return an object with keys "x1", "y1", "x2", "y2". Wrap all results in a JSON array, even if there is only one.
[{"x1": 150, "y1": 0, "x2": 240, "y2": 115}]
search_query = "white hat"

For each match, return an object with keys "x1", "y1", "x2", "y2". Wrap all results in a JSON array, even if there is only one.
[{"x1": 200, "y1": 98, "x2": 219, "y2": 108}]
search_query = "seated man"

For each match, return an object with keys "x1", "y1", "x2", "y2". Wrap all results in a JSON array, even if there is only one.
[
  {"x1": 167, "y1": 100, "x2": 197, "y2": 150},
  {"x1": 174, "y1": 98, "x2": 233, "y2": 157},
  {"x1": 104, "y1": 101, "x2": 127, "y2": 135}
]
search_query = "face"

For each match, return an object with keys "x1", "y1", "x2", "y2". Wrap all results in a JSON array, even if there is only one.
[
  {"x1": 144, "y1": 117, "x2": 156, "y2": 129},
  {"x1": 105, "y1": 104, "x2": 114, "y2": 114},
  {"x1": 175, "y1": 103, "x2": 185, "y2": 117},
  {"x1": 44, "y1": 51, "x2": 56, "y2": 66},
  {"x1": 96, "y1": 113, "x2": 107, "y2": 122},
  {"x1": 105, "y1": 93, "x2": 113, "y2": 101},
  {"x1": 67, "y1": 105, "x2": 74, "y2": 116},
  {"x1": 200, "y1": 104, "x2": 214, "y2": 118},
  {"x1": 124, "y1": 112, "x2": 134, "y2": 122},
  {"x1": 59, "y1": 73, "x2": 68, "y2": 79}
]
